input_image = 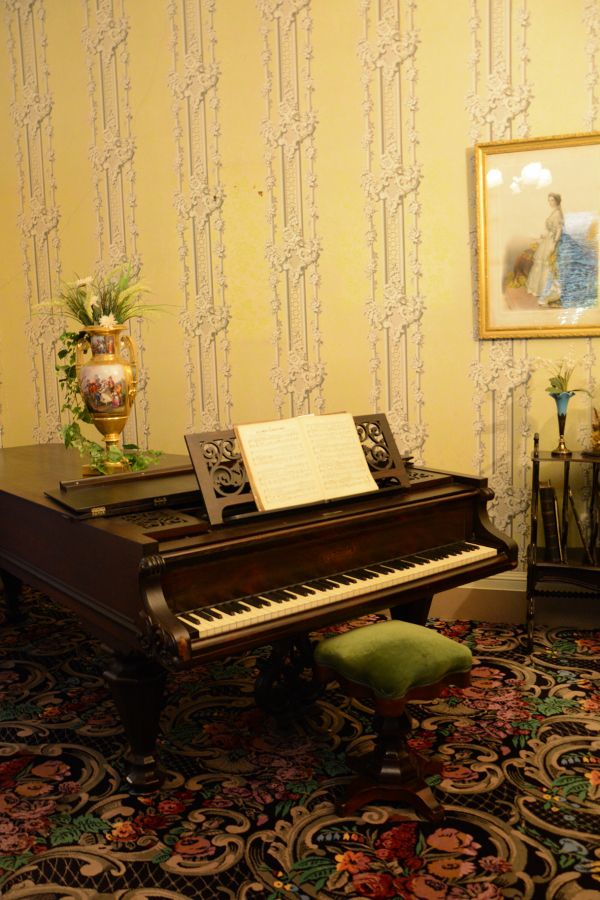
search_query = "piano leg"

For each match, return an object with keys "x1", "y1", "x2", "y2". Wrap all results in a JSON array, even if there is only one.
[
  {"x1": 104, "y1": 652, "x2": 167, "y2": 793},
  {"x1": 0, "y1": 569, "x2": 27, "y2": 624},
  {"x1": 390, "y1": 594, "x2": 433, "y2": 627}
]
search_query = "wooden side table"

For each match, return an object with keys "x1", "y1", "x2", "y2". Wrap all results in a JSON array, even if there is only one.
[{"x1": 526, "y1": 433, "x2": 600, "y2": 651}]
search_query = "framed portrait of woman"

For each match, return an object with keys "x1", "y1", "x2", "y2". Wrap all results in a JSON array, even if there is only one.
[{"x1": 475, "y1": 132, "x2": 600, "y2": 338}]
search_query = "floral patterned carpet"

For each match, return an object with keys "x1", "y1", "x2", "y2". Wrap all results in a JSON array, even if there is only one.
[{"x1": 0, "y1": 585, "x2": 599, "y2": 899}]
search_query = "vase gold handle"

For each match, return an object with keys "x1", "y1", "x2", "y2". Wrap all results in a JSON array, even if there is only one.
[
  {"x1": 74, "y1": 334, "x2": 90, "y2": 381},
  {"x1": 121, "y1": 333, "x2": 138, "y2": 401}
]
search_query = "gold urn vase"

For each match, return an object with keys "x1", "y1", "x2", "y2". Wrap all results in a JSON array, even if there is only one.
[{"x1": 76, "y1": 324, "x2": 138, "y2": 472}]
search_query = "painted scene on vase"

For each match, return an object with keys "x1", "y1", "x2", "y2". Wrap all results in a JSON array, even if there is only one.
[{"x1": 79, "y1": 367, "x2": 127, "y2": 412}]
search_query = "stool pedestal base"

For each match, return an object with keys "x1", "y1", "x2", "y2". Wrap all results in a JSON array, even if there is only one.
[{"x1": 340, "y1": 713, "x2": 444, "y2": 823}]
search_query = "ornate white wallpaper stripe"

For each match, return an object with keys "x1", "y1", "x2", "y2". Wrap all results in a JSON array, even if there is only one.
[
  {"x1": 360, "y1": 0, "x2": 426, "y2": 459},
  {"x1": 466, "y1": 0, "x2": 532, "y2": 144},
  {"x1": 468, "y1": 0, "x2": 533, "y2": 552},
  {"x1": 168, "y1": 0, "x2": 231, "y2": 432},
  {"x1": 82, "y1": 0, "x2": 148, "y2": 447},
  {"x1": 258, "y1": 0, "x2": 324, "y2": 418},
  {"x1": 584, "y1": 0, "x2": 600, "y2": 132},
  {"x1": 5, "y1": 0, "x2": 62, "y2": 445}
]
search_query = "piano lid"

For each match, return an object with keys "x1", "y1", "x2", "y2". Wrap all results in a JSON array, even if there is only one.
[{"x1": 44, "y1": 464, "x2": 202, "y2": 519}]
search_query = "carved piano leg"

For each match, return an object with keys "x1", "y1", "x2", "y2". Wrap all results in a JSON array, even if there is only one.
[
  {"x1": 390, "y1": 594, "x2": 433, "y2": 627},
  {"x1": 104, "y1": 652, "x2": 167, "y2": 793},
  {"x1": 0, "y1": 569, "x2": 27, "y2": 624}
]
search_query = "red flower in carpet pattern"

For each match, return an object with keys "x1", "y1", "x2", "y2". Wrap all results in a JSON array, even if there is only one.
[
  {"x1": 351, "y1": 870, "x2": 398, "y2": 898},
  {"x1": 375, "y1": 823, "x2": 419, "y2": 858}
]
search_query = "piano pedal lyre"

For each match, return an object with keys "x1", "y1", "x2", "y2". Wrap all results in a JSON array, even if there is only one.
[{"x1": 253, "y1": 635, "x2": 323, "y2": 716}]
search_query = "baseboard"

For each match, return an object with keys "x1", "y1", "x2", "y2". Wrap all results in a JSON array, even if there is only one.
[
  {"x1": 432, "y1": 568, "x2": 596, "y2": 627},
  {"x1": 466, "y1": 570, "x2": 526, "y2": 592}
]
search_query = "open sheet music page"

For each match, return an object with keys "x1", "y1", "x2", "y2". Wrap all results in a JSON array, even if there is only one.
[
  {"x1": 235, "y1": 417, "x2": 322, "y2": 511},
  {"x1": 300, "y1": 413, "x2": 377, "y2": 500},
  {"x1": 234, "y1": 413, "x2": 377, "y2": 512}
]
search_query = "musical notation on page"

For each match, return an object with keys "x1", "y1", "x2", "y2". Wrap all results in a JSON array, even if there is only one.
[{"x1": 234, "y1": 413, "x2": 377, "y2": 512}]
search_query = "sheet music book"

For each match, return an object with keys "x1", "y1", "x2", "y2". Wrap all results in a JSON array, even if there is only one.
[{"x1": 234, "y1": 412, "x2": 378, "y2": 512}]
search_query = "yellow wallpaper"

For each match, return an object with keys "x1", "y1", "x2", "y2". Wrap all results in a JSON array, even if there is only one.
[{"x1": 1, "y1": 0, "x2": 599, "y2": 564}]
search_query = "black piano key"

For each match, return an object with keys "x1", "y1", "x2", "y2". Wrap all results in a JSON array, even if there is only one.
[
  {"x1": 424, "y1": 545, "x2": 461, "y2": 559},
  {"x1": 330, "y1": 573, "x2": 358, "y2": 584},
  {"x1": 220, "y1": 600, "x2": 252, "y2": 615},
  {"x1": 207, "y1": 608, "x2": 223, "y2": 618},
  {"x1": 384, "y1": 558, "x2": 415, "y2": 570},
  {"x1": 195, "y1": 609, "x2": 218, "y2": 621},
  {"x1": 243, "y1": 596, "x2": 271, "y2": 608},
  {"x1": 323, "y1": 576, "x2": 350, "y2": 587},
  {"x1": 402, "y1": 555, "x2": 429, "y2": 565},
  {"x1": 344, "y1": 570, "x2": 370, "y2": 581},
  {"x1": 311, "y1": 578, "x2": 337, "y2": 590},
  {"x1": 289, "y1": 584, "x2": 316, "y2": 596},
  {"x1": 357, "y1": 567, "x2": 381, "y2": 578},
  {"x1": 261, "y1": 590, "x2": 292, "y2": 602}
]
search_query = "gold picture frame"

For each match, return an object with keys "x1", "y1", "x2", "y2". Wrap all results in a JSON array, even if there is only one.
[{"x1": 475, "y1": 132, "x2": 600, "y2": 338}]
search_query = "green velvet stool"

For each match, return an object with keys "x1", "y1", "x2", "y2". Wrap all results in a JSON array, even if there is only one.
[{"x1": 314, "y1": 619, "x2": 472, "y2": 822}]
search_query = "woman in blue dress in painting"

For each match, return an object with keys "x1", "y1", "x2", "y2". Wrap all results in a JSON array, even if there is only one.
[
  {"x1": 526, "y1": 192, "x2": 598, "y2": 308},
  {"x1": 555, "y1": 210, "x2": 598, "y2": 308}
]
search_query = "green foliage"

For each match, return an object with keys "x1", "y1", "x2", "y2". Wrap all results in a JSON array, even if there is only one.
[
  {"x1": 50, "y1": 814, "x2": 111, "y2": 846},
  {"x1": 56, "y1": 330, "x2": 161, "y2": 475},
  {"x1": 545, "y1": 362, "x2": 590, "y2": 395},
  {"x1": 551, "y1": 772, "x2": 593, "y2": 803},
  {"x1": 56, "y1": 330, "x2": 92, "y2": 427},
  {"x1": 533, "y1": 696, "x2": 579, "y2": 716},
  {"x1": 0, "y1": 852, "x2": 35, "y2": 873}
]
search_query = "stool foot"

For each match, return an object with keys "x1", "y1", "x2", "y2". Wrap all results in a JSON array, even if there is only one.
[
  {"x1": 340, "y1": 773, "x2": 444, "y2": 822},
  {"x1": 341, "y1": 739, "x2": 445, "y2": 821}
]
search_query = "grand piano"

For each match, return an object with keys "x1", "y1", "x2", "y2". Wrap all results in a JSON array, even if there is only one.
[{"x1": 0, "y1": 415, "x2": 517, "y2": 791}]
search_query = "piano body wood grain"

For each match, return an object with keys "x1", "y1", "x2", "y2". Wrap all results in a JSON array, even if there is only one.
[{"x1": 0, "y1": 444, "x2": 517, "y2": 791}]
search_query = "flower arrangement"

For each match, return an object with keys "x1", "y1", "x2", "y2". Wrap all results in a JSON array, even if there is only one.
[
  {"x1": 44, "y1": 263, "x2": 153, "y2": 327},
  {"x1": 545, "y1": 362, "x2": 591, "y2": 396},
  {"x1": 44, "y1": 263, "x2": 161, "y2": 474}
]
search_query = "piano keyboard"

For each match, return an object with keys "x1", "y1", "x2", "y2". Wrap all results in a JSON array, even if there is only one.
[{"x1": 176, "y1": 540, "x2": 497, "y2": 640}]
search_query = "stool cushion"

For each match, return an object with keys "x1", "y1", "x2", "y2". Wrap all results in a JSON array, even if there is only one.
[{"x1": 314, "y1": 620, "x2": 472, "y2": 700}]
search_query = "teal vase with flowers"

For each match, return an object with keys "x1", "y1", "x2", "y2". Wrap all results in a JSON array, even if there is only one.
[{"x1": 546, "y1": 363, "x2": 590, "y2": 457}]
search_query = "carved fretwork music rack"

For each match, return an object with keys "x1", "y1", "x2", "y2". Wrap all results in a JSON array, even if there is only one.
[{"x1": 186, "y1": 413, "x2": 411, "y2": 526}]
